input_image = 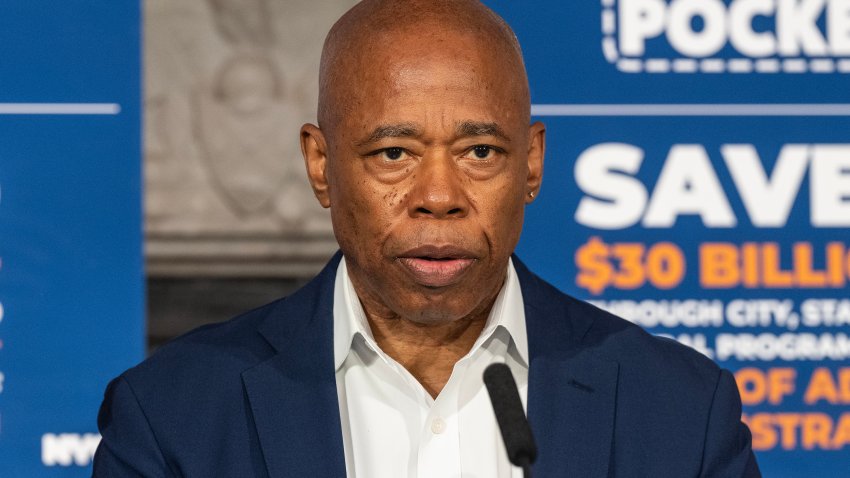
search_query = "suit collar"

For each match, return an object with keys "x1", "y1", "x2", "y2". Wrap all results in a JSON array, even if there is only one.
[
  {"x1": 512, "y1": 255, "x2": 595, "y2": 361},
  {"x1": 513, "y1": 256, "x2": 620, "y2": 477},
  {"x1": 242, "y1": 252, "x2": 346, "y2": 478},
  {"x1": 255, "y1": 251, "x2": 343, "y2": 355}
]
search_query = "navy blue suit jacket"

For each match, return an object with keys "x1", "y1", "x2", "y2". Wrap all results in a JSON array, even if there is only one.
[{"x1": 94, "y1": 254, "x2": 760, "y2": 477}]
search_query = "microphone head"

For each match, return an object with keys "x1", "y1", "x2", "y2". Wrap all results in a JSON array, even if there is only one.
[{"x1": 484, "y1": 363, "x2": 537, "y2": 467}]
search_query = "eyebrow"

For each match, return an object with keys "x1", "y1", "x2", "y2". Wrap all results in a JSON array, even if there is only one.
[
  {"x1": 455, "y1": 121, "x2": 510, "y2": 141},
  {"x1": 356, "y1": 120, "x2": 510, "y2": 146},
  {"x1": 357, "y1": 123, "x2": 421, "y2": 146}
]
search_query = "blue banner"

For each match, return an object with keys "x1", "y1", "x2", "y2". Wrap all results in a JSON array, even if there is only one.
[
  {"x1": 0, "y1": 2, "x2": 142, "y2": 476},
  {"x1": 487, "y1": 1, "x2": 850, "y2": 476}
]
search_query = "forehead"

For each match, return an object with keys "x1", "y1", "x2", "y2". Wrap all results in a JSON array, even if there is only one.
[{"x1": 334, "y1": 31, "x2": 526, "y2": 136}]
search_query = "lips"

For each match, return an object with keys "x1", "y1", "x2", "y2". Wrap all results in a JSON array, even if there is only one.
[{"x1": 397, "y1": 245, "x2": 477, "y2": 288}]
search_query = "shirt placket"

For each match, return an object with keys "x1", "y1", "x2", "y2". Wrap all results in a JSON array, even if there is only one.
[{"x1": 416, "y1": 358, "x2": 466, "y2": 478}]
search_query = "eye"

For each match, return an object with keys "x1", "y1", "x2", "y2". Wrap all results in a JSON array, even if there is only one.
[
  {"x1": 378, "y1": 147, "x2": 408, "y2": 161},
  {"x1": 466, "y1": 145, "x2": 500, "y2": 161}
]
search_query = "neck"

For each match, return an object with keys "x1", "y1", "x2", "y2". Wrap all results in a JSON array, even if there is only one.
[{"x1": 366, "y1": 308, "x2": 491, "y2": 398}]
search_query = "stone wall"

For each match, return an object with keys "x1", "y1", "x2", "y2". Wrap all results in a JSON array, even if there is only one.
[{"x1": 144, "y1": 0, "x2": 356, "y2": 350}]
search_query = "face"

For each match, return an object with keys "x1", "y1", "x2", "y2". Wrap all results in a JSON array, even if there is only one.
[{"x1": 302, "y1": 29, "x2": 545, "y2": 324}]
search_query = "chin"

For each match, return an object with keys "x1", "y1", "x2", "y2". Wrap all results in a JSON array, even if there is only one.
[{"x1": 393, "y1": 289, "x2": 487, "y2": 325}]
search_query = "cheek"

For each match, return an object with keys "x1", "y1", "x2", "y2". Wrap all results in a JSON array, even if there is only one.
[
  {"x1": 379, "y1": 187, "x2": 409, "y2": 211},
  {"x1": 330, "y1": 171, "x2": 406, "y2": 257},
  {"x1": 474, "y1": 180, "x2": 526, "y2": 254}
]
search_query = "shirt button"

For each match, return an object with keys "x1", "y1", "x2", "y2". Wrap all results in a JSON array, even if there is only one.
[{"x1": 430, "y1": 417, "x2": 446, "y2": 434}]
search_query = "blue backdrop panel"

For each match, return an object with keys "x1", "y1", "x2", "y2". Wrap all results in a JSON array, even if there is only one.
[
  {"x1": 487, "y1": 1, "x2": 850, "y2": 477},
  {"x1": 0, "y1": 2, "x2": 142, "y2": 476}
]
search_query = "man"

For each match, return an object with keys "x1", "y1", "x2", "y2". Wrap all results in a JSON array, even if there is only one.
[{"x1": 94, "y1": 1, "x2": 761, "y2": 476}]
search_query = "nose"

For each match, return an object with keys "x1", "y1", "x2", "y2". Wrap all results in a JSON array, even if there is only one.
[{"x1": 408, "y1": 153, "x2": 469, "y2": 219}]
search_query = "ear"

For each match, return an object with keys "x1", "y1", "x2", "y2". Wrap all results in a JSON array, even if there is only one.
[
  {"x1": 525, "y1": 121, "x2": 546, "y2": 203},
  {"x1": 300, "y1": 123, "x2": 331, "y2": 208}
]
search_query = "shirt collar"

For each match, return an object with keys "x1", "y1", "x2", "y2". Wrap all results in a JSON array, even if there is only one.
[{"x1": 333, "y1": 257, "x2": 528, "y2": 371}]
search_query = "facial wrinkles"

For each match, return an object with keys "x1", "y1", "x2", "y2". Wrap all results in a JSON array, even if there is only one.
[
  {"x1": 362, "y1": 78, "x2": 519, "y2": 157},
  {"x1": 332, "y1": 35, "x2": 527, "y2": 131},
  {"x1": 364, "y1": 65, "x2": 482, "y2": 136}
]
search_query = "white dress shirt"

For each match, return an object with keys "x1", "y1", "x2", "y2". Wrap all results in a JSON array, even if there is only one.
[{"x1": 333, "y1": 257, "x2": 529, "y2": 478}]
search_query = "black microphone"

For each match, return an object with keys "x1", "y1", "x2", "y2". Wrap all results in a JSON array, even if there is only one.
[{"x1": 484, "y1": 363, "x2": 537, "y2": 478}]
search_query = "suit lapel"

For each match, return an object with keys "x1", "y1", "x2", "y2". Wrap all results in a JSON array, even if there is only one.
[
  {"x1": 515, "y1": 257, "x2": 619, "y2": 478},
  {"x1": 242, "y1": 253, "x2": 346, "y2": 478}
]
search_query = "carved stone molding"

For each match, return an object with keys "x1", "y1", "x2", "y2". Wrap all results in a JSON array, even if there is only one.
[{"x1": 144, "y1": 0, "x2": 356, "y2": 277}]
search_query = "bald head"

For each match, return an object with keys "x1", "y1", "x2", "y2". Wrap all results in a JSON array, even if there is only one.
[
  {"x1": 317, "y1": 0, "x2": 530, "y2": 133},
  {"x1": 300, "y1": 0, "x2": 545, "y2": 329}
]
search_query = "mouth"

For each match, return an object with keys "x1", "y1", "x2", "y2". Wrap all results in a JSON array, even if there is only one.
[{"x1": 396, "y1": 245, "x2": 477, "y2": 288}]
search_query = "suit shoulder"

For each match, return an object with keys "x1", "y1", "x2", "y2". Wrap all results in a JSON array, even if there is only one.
[
  {"x1": 570, "y1": 295, "x2": 721, "y2": 396},
  {"x1": 578, "y1": 296, "x2": 718, "y2": 376},
  {"x1": 516, "y1": 263, "x2": 722, "y2": 393},
  {"x1": 118, "y1": 255, "x2": 340, "y2": 399},
  {"x1": 121, "y1": 297, "x2": 284, "y2": 390}
]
